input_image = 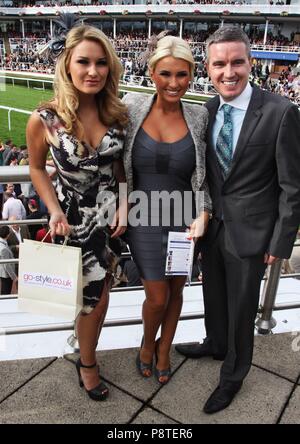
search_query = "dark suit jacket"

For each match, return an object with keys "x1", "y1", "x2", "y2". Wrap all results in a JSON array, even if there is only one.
[
  {"x1": 7, "y1": 226, "x2": 31, "y2": 258},
  {"x1": 204, "y1": 85, "x2": 300, "y2": 259}
]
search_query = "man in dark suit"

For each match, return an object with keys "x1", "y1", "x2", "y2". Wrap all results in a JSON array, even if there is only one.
[
  {"x1": 176, "y1": 26, "x2": 300, "y2": 413},
  {"x1": 7, "y1": 216, "x2": 31, "y2": 259}
]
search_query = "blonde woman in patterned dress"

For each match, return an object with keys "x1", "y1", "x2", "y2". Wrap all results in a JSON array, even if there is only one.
[{"x1": 26, "y1": 24, "x2": 128, "y2": 401}]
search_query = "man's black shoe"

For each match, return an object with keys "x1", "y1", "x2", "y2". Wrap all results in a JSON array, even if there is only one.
[
  {"x1": 175, "y1": 343, "x2": 225, "y2": 360},
  {"x1": 203, "y1": 382, "x2": 243, "y2": 414}
]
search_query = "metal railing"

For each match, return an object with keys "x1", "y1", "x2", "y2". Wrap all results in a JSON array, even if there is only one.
[
  {"x1": 0, "y1": 74, "x2": 53, "y2": 88},
  {"x1": 1, "y1": 167, "x2": 300, "y2": 346},
  {"x1": 0, "y1": 165, "x2": 54, "y2": 183},
  {"x1": 256, "y1": 260, "x2": 282, "y2": 334},
  {"x1": 0, "y1": 86, "x2": 209, "y2": 135},
  {"x1": 0, "y1": 73, "x2": 216, "y2": 96},
  {"x1": 250, "y1": 44, "x2": 300, "y2": 53},
  {"x1": 0, "y1": 105, "x2": 31, "y2": 131}
]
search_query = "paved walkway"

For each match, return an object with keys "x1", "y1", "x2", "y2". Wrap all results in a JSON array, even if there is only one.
[{"x1": 0, "y1": 332, "x2": 299, "y2": 424}]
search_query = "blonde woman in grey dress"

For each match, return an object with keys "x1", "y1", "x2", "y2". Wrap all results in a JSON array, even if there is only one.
[{"x1": 123, "y1": 35, "x2": 211, "y2": 384}]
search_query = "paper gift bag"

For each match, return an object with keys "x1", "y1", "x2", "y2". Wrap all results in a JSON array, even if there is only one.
[{"x1": 18, "y1": 239, "x2": 82, "y2": 320}]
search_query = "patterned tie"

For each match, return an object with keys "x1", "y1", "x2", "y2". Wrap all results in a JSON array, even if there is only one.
[{"x1": 215, "y1": 104, "x2": 234, "y2": 177}]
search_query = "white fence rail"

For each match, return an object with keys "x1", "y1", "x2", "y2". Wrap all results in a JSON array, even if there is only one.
[
  {"x1": 0, "y1": 73, "x2": 216, "y2": 96},
  {"x1": 0, "y1": 93, "x2": 207, "y2": 135},
  {"x1": 0, "y1": 74, "x2": 53, "y2": 90},
  {"x1": 0, "y1": 105, "x2": 31, "y2": 131},
  {"x1": 0, "y1": 74, "x2": 212, "y2": 135}
]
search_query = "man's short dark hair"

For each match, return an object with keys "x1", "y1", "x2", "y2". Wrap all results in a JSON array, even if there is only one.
[
  {"x1": 0, "y1": 225, "x2": 10, "y2": 239},
  {"x1": 10, "y1": 154, "x2": 18, "y2": 162},
  {"x1": 29, "y1": 198, "x2": 38, "y2": 209},
  {"x1": 206, "y1": 26, "x2": 251, "y2": 61}
]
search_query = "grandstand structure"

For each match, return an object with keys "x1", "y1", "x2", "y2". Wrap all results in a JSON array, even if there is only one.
[
  {"x1": 0, "y1": 4, "x2": 300, "y2": 52},
  {"x1": 0, "y1": 2, "x2": 299, "y2": 102}
]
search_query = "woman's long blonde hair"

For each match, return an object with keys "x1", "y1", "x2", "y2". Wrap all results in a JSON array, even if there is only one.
[{"x1": 40, "y1": 25, "x2": 127, "y2": 134}]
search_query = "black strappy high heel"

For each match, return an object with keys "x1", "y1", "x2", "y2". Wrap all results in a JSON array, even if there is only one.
[
  {"x1": 76, "y1": 358, "x2": 109, "y2": 401},
  {"x1": 154, "y1": 338, "x2": 171, "y2": 385},
  {"x1": 136, "y1": 336, "x2": 153, "y2": 378}
]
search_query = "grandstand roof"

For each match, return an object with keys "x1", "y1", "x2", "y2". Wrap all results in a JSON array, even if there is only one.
[{"x1": 0, "y1": 4, "x2": 299, "y2": 21}]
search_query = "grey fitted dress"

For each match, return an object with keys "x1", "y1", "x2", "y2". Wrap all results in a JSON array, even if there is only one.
[{"x1": 126, "y1": 127, "x2": 196, "y2": 280}]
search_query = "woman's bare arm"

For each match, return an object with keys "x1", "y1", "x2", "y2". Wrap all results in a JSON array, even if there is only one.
[
  {"x1": 110, "y1": 159, "x2": 128, "y2": 238},
  {"x1": 26, "y1": 111, "x2": 70, "y2": 237}
]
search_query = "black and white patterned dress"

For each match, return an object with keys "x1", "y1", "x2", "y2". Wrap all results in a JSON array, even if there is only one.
[{"x1": 37, "y1": 109, "x2": 125, "y2": 312}]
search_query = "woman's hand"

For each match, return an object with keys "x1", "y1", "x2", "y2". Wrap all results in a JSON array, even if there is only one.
[
  {"x1": 109, "y1": 203, "x2": 128, "y2": 239},
  {"x1": 49, "y1": 211, "x2": 71, "y2": 239},
  {"x1": 188, "y1": 211, "x2": 210, "y2": 242}
]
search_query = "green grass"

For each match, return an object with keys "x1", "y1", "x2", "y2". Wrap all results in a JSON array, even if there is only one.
[
  {"x1": 0, "y1": 84, "x2": 53, "y2": 146},
  {"x1": 0, "y1": 79, "x2": 208, "y2": 146}
]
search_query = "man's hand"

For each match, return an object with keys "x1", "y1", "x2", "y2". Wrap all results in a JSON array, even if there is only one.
[{"x1": 264, "y1": 254, "x2": 281, "y2": 265}]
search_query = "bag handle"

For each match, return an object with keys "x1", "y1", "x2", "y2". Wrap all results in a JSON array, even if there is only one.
[
  {"x1": 37, "y1": 229, "x2": 69, "y2": 252},
  {"x1": 41, "y1": 229, "x2": 52, "y2": 243}
]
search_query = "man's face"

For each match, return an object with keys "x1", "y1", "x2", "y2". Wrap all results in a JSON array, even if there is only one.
[
  {"x1": 206, "y1": 41, "x2": 251, "y2": 101},
  {"x1": 6, "y1": 184, "x2": 14, "y2": 194}
]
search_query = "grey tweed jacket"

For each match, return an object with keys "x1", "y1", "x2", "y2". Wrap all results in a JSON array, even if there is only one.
[{"x1": 122, "y1": 93, "x2": 212, "y2": 213}]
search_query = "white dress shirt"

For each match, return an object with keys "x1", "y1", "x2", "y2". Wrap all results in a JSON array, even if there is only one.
[
  {"x1": 212, "y1": 82, "x2": 253, "y2": 155},
  {"x1": 2, "y1": 197, "x2": 26, "y2": 220}
]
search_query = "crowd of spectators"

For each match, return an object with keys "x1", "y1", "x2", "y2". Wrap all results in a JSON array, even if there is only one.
[
  {"x1": 1, "y1": 28, "x2": 299, "y2": 104},
  {"x1": 2, "y1": 27, "x2": 299, "y2": 49},
  {"x1": 0, "y1": 141, "x2": 39, "y2": 216},
  {"x1": 0, "y1": 140, "x2": 50, "y2": 293},
  {"x1": 3, "y1": 50, "x2": 53, "y2": 73},
  {"x1": 264, "y1": 67, "x2": 300, "y2": 104},
  {"x1": 251, "y1": 33, "x2": 299, "y2": 49}
]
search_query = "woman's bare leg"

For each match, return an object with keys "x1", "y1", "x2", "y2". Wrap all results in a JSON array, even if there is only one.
[
  {"x1": 157, "y1": 276, "x2": 186, "y2": 382},
  {"x1": 139, "y1": 279, "x2": 169, "y2": 376},
  {"x1": 76, "y1": 275, "x2": 111, "y2": 390}
]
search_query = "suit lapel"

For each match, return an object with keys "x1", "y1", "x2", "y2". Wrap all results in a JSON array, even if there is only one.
[
  {"x1": 206, "y1": 97, "x2": 223, "y2": 179},
  {"x1": 8, "y1": 231, "x2": 18, "y2": 245},
  {"x1": 207, "y1": 98, "x2": 219, "y2": 148},
  {"x1": 227, "y1": 86, "x2": 263, "y2": 178}
]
